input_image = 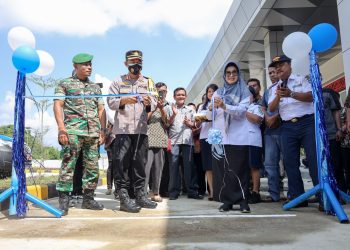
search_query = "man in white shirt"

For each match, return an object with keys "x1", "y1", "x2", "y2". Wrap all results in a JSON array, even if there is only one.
[{"x1": 269, "y1": 55, "x2": 318, "y2": 207}]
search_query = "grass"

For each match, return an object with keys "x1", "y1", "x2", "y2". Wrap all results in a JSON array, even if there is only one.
[
  {"x1": 0, "y1": 175, "x2": 58, "y2": 189},
  {"x1": 0, "y1": 171, "x2": 107, "y2": 190}
]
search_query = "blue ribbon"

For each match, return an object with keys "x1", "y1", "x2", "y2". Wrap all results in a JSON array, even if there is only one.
[{"x1": 24, "y1": 92, "x2": 154, "y2": 99}]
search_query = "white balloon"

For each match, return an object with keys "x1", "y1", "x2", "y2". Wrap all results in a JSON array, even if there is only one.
[
  {"x1": 33, "y1": 50, "x2": 55, "y2": 76},
  {"x1": 291, "y1": 55, "x2": 310, "y2": 76},
  {"x1": 8, "y1": 26, "x2": 36, "y2": 50},
  {"x1": 282, "y1": 32, "x2": 312, "y2": 59}
]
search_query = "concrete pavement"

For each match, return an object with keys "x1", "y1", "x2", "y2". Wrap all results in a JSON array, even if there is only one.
[{"x1": 0, "y1": 172, "x2": 349, "y2": 249}]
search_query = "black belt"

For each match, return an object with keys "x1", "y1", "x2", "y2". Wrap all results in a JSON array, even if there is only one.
[{"x1": 283, "y1": 114, "x2": 313, "y2": 123}]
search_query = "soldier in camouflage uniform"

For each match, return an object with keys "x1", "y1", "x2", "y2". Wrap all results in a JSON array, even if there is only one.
[{"x1": 54, "y1": 53, "x2": 106, "y2": 215}]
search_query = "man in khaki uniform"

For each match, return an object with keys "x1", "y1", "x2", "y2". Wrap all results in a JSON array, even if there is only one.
[
  {"x1": 54, "y1": 53, "x2": 106, "y2": 215},
  {"x1": 108, "y1": 50, "x2": 157, "y2": 213}
]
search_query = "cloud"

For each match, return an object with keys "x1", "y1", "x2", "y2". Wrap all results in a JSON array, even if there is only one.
[
  {"x1": 95, "y1": 73, "x2": 115, "y2": 124},
  {"x1": 0, "y1": 0, "x2": 232, "y2": 38},
  {"x1": 0, "y1": 91, "x2": 35, "y2": 126}
]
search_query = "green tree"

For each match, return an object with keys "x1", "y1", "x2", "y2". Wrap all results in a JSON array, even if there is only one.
[
  {"x1": 0, "y1": 124, "x2": 60, "y2": 160},
  {"x1": 27, "y1": 76, "x2": 60, "y2": 160}
]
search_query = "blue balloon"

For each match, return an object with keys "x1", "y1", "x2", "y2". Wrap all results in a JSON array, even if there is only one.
[
  {"x1": 308, "y1": 23, "x2": 338, "y2": 53},
  {"x1": 12, "y1": 45, "x2": 40, "y2": 73}
]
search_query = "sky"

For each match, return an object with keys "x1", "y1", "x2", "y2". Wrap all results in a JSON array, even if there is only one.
[{"x1": 0, "y1": 0, "x2": 232, "y2": 148}]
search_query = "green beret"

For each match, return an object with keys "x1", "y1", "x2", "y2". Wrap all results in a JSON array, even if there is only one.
[{"x1": 72, "y1": 53, "x2": 93, "y2": 64}]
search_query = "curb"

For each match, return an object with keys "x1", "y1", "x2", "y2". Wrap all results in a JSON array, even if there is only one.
[{"x1": 0, "y1": 177, "x2": 108, "y2": 211}]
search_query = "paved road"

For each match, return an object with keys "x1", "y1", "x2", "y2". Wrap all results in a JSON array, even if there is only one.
[{"x1": 1, "y1": 173, "x2": 349, "y2": 249}]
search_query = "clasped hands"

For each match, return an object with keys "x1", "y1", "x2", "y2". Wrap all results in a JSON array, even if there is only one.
[
  {"x1": 276, "y1": 86, "x2": 292, "y2": 98},
  {"x1": 208, "y1": 97, "x2": 225, "y2": 111},
  {"x1": 120, "y1": 95, "x2": 152, "y2": 106}
]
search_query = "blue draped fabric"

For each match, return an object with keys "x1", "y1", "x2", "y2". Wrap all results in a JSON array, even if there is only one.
[
  {"x1": 309, "y1": 50, "x2": 338, "y2": 214},
  {"x1": 13, "y1": 71, "x2": 27, "y2": 216}
]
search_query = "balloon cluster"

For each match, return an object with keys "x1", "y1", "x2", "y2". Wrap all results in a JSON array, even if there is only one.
[
  {"x1": 282, "y1": 23, "x2": 338, "y2": 76},
  {"x1": 8, "y1": 26, "x2": 55, "y2": 75}
]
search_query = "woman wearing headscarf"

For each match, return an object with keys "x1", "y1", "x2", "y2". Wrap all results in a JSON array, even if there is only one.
[{"x1": 207, "y1": 62, "x2": 251, "y2": 213}]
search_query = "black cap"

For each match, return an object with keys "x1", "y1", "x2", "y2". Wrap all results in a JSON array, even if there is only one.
[{"x1": 269, "y1": 55, "x2": 291, "y2": 67}]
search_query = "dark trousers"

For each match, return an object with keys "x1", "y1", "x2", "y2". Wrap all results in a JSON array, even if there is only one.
[
  {"x1": 168, "y1": 144, "x2": 198, "y2": 197},
  {"x1": 112, "y1": 134, "x2": 148, "y2": 193},
  {"x1": 329, "y1": 139, "x2": 346, "y2": 192},
  {"x1": 145, "y1": 148, "x2": 165, "y2": 194},
  {"x1": 159, "y1": 149, "x2": 171, "y2": 197},
  {"x1": 341, "y1": 147, "x2": 350, "y2": 192},
  {"x1": 281, "y1": 115, "x2": 318, "y2": 198},
  {"x1": 106, "y1": 149, "x2": 114, "y2": 190},
  {"x1": 72, "y1": 150, "x2": 83, "y2": 195},
  {"x1": 194, "y1": 152, "x2": 206, "y2": 195}
]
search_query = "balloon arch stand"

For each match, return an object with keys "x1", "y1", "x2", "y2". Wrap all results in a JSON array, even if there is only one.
[
  {"x1": 0, "y1": 27, "x2": 61, "y2": 217},
  {"x1": 0, "y1": 71, "x2": 62, "y2": 218},
  {"x1": 279, "y1": 23, "x2": 350, "y2": 223},
  {"x1": 282, "y1": 50, "x2": 350, "y2": 223}
]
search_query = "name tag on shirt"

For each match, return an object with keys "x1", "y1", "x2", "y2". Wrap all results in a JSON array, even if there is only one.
[
  {"x1": 137, "y1": 84, "x2": 148, "y2": 94},
  {"x1": 119, "y1": 84, "x2": 132, "y2": 94}
]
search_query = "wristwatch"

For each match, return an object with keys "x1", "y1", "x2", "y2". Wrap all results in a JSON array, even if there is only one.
[
  {"x1": 100, "y1": 128, "x2": 108, "y2": 133},
  {"x1": 290, "y1": 91, "x2": 295, "y2": 98}
]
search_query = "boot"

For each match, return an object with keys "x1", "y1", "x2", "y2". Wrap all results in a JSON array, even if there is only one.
[
  {"x1": 135, "y1": 189, "x2": 157, "y2": 209},
  {"x1": 81, "y1": 189, "x2": 104, "y2": 210},
  {"x1": 118, "y1": 189, "x2": 141, "y2": 213},
  {"x1": 58, "y1": 191, "x2": 70, "y2": 216}
]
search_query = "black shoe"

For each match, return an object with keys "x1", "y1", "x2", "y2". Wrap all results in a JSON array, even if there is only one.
[
  {"x1": 169, "y1": 195, "x2": 178, "y2": 200},
  {"x1": 69, "y1": 196, "x2": 77, "y2": 207},
  {"x1": 81, "y1": 189, "x2": 104, "y2": 210},
  {"x1": 240, "y1": 200, "x2": 251, "y2": 213},
  {"x1": 58, "y1": 191, "x2": 70, "y2": 216},
  {"x1": 82, "y1": 199, "x2": 104, "y2": 210},
  {"x1": 118, "y1": 189, "x2": 141, "y2": 213},
  {"x1": 219, "y1": 203, "x2": 232, "y2": 212},
  {"x1": 248, "y1": 191, "x2": 261, "y2": 204},
  {"x1": 283, "y1": 199, "x2": 308, "y2": 208},
  {"x1": 318, "y1": 202, "x2": 324, "y2": 212},
  {"x1": 114, "y1": 193, "x2": 119, "y2": 200},
  {"x1": 135, "y1": 190, "x2": 157, "y2": 209},
  {"x1": 308, "y1": 196, "x2": 319, "y2": 203},
  {"x1": 188, "y1": 194, "x2": 204, "y2": 200}
]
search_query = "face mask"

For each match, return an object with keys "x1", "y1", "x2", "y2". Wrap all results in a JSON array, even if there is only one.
[{"x1": 128, "y1": 63, "x2": 142, "y2": 75}]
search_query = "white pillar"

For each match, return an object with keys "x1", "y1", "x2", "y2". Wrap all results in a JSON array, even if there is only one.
[
  {"x1": 337, "y1": 0, "x2": 350, "y2": 91},
  {"x1": 249, "y1": 68, "x2": 266, "y2": 93},
  {"x1": 264, "y1": 31, "x2": 283, "y2": 88}
]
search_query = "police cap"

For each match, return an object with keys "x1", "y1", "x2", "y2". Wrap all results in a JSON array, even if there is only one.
[
  {"x1": 269, "y1": 55, "x2": 291, "y2": 67},
  {"x1": 125, "y1": 50, "x2": 143, "y2": 60}
]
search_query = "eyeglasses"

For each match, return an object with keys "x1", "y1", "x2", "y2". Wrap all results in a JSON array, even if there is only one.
[{"x1": 225, "y1": 71, "x2": 238, "y2": 76}]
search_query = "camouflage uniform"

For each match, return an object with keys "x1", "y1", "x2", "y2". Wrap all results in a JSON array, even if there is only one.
[{"x1": 55, "y1": 76, "x2": 104, "y2": 192}]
